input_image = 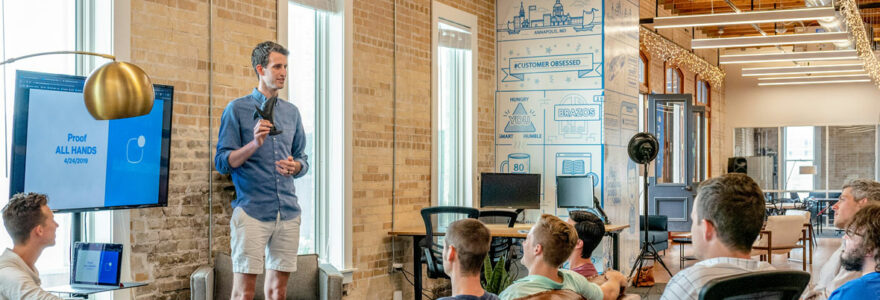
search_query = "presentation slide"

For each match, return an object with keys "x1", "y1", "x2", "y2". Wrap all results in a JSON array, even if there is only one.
[
  {"x1": 23, "y1": 90, "x2": 163, "y2": 210},
  {"x1": 74, "y1": 249, "x2": 119, "y2": 284}
]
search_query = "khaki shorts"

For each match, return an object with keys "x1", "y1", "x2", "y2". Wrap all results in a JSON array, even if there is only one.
[{"x1": 230, "y1": 207, "x2": 301, "y2": 274}]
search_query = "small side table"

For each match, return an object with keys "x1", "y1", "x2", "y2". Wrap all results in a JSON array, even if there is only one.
[{"x1": 673, "y1": 237, "x2": 698, "y2": 269}]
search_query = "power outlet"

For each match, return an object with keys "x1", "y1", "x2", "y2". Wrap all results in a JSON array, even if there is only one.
[{"x1": 390, "y1": 262, "x2": 404, "y2": 273}]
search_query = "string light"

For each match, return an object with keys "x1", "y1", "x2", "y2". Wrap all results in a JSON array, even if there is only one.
[
  {"x1": 640, "y1": 27, "x2": 726, "y2": 89},
  {"x1": 840, "y1": 0, "x2": 880, "y2": 89}
]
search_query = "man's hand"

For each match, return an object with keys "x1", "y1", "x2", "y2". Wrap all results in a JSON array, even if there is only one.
[
  {"x1": 253, "y1": 119, "x2": 272, "y2": 147},
  {"x1": 605, "y1": 270, "x2": 628, "y2": 287},
  {"x1": 275, "y1": 156, "x2": 301, "y2": 176}
]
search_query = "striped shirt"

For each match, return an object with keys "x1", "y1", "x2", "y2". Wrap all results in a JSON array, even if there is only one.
[{"x1": 660, "y1": 257, "x2": 775, "y2": 300}]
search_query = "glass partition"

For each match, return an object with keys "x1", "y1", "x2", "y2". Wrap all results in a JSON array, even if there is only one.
[
  {"x1": 733, "y1": 125, "x2": 879, "y2": 196},
  {"x1": 733, "y1": 127, "x2": 779, "y2": 190}
]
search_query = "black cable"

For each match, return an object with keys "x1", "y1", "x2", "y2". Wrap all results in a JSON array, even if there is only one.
[{"x1": 399, "y1": 270, "x2": 435, "y2": 300}]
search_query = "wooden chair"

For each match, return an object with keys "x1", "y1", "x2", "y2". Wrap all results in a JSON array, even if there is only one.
[
  {"x1": 784, "y1": 210, "x2": 814, "y2": 264},
  {"x1": 751, "y1": 215, "x2": 808, "y2": 270}
]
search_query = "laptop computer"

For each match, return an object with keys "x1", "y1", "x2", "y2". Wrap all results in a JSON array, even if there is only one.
[{"x1": 47, "y1": 242, "x2": 124, "y2": 294}]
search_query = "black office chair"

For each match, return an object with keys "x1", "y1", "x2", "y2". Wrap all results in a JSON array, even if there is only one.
[
  {"x1": 785, "y1": 192, "x2": 803, "y2": 209},
  {"x1": 478, "y1": 210, "x2": 519, "y2": 269},
  {"x1": 419, "y1": 206, "x2": 480, "y2": 279},
  {"x1": 698, "y1": 270, "x2": 811, "y2": 300}
]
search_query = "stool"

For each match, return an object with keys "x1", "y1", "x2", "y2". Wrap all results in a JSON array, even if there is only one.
[{"x1": 673, "y1": 237, "x2": 697, "y2": 269}]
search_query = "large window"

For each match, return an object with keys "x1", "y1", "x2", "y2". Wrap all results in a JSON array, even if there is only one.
[
  {"x1": 286, "y1": 1, "x2": 346, "y2": 268},
  {"x1": 1, "y1": 0, "x2": 114, "y2": 289},
  {"x1": 639, "y1": 52, "x2": 649, "y2": 93},
  {"x1": 784, "y1": 126, "x2": 815, "y2": 191},
  {"x1": 695, "y1": 79, "x2": 710, "y2": 106},
  {"x1": 665, "y1": 67, "x2": 683, "y2": 94},
  {"x1": 432, "y1": 3, "x2": 477, "y2": 208}
]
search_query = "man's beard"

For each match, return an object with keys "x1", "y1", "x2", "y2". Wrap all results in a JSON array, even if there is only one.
[{"x1": 840, "y1": 247, "x2": 867, "y2": 272}]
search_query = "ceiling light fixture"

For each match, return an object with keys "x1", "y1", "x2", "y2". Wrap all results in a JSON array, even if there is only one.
[
  {"x1": 741, "y1": 64, "x2": 864, "y2": 76},
  {"x1": 719, "y1": 50, "x2": 859, "y2": 64},
  {"x1": 691, "y1": 32, "x2": 850, "y2": 49},
  {"x1": 756, "y1": 73, "x2": 869, "y2": 80},
  {"x1": 758, "y1": 79, "x2": 872, "y2": 86},
  {"x1": 653, "y1": 7, "x2": 837, "y2": 29}
]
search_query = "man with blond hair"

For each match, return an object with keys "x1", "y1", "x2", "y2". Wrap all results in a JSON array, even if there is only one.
[
  {"x1": 439, "y1": 219, "x2": 498, "y2": 300},
  {"x1": 807, "y1": 179, "x2": 880, "y2": 300},
  {"x1": 499, "y1": 214, "x2": 626, "y2": 300}
]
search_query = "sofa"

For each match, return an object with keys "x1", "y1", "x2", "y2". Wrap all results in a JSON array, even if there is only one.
[
  {"x1": 190, "y1": 253, "x2": 344, "y2": 300},
  {"x1": 639, "y1": 215, "x2": 669, "y2": 254}
]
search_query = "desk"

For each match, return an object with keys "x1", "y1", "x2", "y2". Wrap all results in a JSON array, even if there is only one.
[
  {"x1": 389, "y1": 223, "x2": 629, "y2": 300},
  {"x1": 47, "y1": 282, "x2": 147, "y2": 299}
]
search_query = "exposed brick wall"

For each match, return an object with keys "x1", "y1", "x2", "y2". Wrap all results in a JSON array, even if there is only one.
[
  {"x1": 348, "y1": 0, "x2": 495, "y2": 298},
  {"x1": 639, "y1": 0, "x2": 728, "y2": 177},
  {"x1": 124, "y1": 0, "x2": 732, "y2": 298},
  {"x1": 817, "y1": 126, "x2": 876, "y2": 189},
  {"x1": 127, "y1": 0, "x2": 276, "y2": 298}
]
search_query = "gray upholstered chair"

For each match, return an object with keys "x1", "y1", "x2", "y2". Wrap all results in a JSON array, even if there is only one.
[{"x1": 190, "y1": 253, "x2": 343, "y2": 300}]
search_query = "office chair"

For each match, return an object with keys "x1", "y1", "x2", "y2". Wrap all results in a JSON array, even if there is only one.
[
  {"x1": 419, "y1": 206, "x2": 480, "y2": 279},
  {"x1": 698, "y1": 270, "x2": 811, "y2": 300}
]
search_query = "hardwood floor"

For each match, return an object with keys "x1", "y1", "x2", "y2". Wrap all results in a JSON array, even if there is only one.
[{"x1": 650, "y1": 236, "x2": 842, "y2": 285}]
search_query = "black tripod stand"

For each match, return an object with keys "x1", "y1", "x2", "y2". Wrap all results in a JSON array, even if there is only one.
[
  {"x1": 626, "y1": 132, "x2": 672, "y2": 283},
  {"x1": 627, "y1": 164, "x2": 673, "y2": 281}
]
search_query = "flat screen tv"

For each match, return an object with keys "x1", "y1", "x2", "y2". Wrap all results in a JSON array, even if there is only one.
[
  {"x1": 10, "y1": 70, "x2": 173, "y2": 212},
  {"x1": 480, "y1": 173, "x2": 540, "y2": 209}
]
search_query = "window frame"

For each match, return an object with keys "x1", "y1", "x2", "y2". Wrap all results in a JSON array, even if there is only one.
[
  {"x1": 639, "y1": 51, "x2": 649, "y2": 93},
  {"x1": 430, "y1": 2, "x2": 478, "y2": 208},
  {"x1": 664, "y1": 65, "x2": 683, "y2": 94},
  {"x1": 278, "y1": 0, "x2": 353, "y2": 274},
  {"x1": 695, "y1": 76, "x2": 711, "y2": 176}
]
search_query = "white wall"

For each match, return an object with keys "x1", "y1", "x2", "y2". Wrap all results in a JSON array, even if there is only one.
[{"x1": 724, "y1": 65, "x2": 880, "y2": 129}]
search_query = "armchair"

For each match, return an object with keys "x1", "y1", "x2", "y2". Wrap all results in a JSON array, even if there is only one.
[
  {"x1": 639, "y1": 215, "x2": 669, "y2": 254},
  {"x1": 190, "y1": 253, "x2": 343, "y2": 300}
]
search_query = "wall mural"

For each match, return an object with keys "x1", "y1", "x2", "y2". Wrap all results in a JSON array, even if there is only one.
[{"x1": 495, "y1": 0, "x2": 639, "y2": 274}]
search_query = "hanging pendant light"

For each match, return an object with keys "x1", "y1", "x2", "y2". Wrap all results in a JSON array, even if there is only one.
[
  {"x1": 83, "y1": 61, "x2": 155, "y2": 120},
  {"x1": 0, "y1": 51, "x2": 155, "y2": 120}
]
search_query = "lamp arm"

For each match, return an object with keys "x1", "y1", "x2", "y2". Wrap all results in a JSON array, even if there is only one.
[{"x1": 0, "y1": 51, "x2": 115, "y2": 66}]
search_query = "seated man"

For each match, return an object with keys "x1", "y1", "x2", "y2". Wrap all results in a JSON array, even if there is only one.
[
  {"x1": 565, "y1": 210, "x2": 605, "y2": 278},
  {"x1": 660, "y1": 173, "x2": 773, "y2": 300},
  {"x1": 500, "y1": 214, "x2": 626, "y2": 300},
  {"x1": 807, "y1": 179, "x2": 880, "y2": 300},
  {"x1": 0, "y1": 193, "x2": 62, "y2": 300},
  {"x1": 828, "y1": 204, "x2": 880, "y2": 300},
  {"x1": 439, "y1": 219, "x2": 499, "y2": 300}
]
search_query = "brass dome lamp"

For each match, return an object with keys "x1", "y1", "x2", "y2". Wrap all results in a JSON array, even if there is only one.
[{"x1": 0, "y1": 51, "x2": 154, "y2": 120}]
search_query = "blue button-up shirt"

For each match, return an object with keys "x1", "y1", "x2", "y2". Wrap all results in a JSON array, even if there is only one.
[{"x1": 215, "y1": 88, "x2": 309, "y2": 222}]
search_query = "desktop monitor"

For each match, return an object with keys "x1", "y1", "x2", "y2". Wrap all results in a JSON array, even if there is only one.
[
  {"x1": 556, "y1": 175, "x2": 595, "y2": 208},
  {"x1": 480, "y1": 173, "x2": 540, "y2": 209}
]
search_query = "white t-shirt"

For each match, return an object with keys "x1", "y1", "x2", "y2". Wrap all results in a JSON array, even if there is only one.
[{"x1": 0, "y1": 249, "x2": 62, "y2": 300}]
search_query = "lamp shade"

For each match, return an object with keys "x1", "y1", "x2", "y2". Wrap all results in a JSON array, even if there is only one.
[
  {"x1": 799, "y1": 165, "x2": 817, "y2": 175},
  {"x1": 83, "y1": 61, "x2": 154, "y2": 120}
]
